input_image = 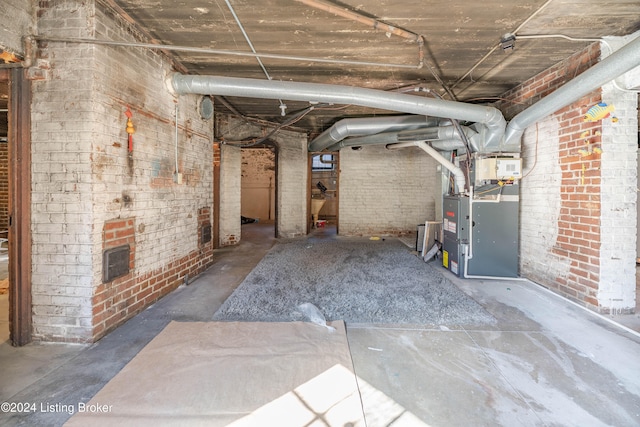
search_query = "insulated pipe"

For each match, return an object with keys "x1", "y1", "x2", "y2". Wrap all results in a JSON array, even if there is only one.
[
  {"x1": 171, "y1": 74, "x2": 507, "y2": 151},
  {"x1": 429, "y1": 139, "x2": 467, "y2": 151},
  {"x1": 397, "y1": 125, "x2": 477, "y2": 143},
  {"x1": 504, "y1": 35, "x2": 640, "y2": 148},
  {"x1": 309, "y1": 115, "x2": 438, "y2": 152},
  {"x1": 386, "y1": 141, "x2": 466, "y2": 194},
  {"x1": 325, "y1": 132, "x2": 403, "y2": 151},
  {"x1": 324, "y1": 126, "x2": 475, "y2": 152}
]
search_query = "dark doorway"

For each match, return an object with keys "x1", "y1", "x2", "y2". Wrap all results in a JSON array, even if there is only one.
[
  {"x1": 241, "y1": 143, "x2": 278, "y2": 238},
  {"x1": 309, "y1": 152, "x2": 339, "y2": 235}
]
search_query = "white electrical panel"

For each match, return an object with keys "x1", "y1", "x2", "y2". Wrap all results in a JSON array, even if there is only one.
[
  {"x1": 496, "y1": 158, "x2": 522, "y2": 178},
  {"x1": 475, "y1": 157, "x2": 522, "y2": 181}
]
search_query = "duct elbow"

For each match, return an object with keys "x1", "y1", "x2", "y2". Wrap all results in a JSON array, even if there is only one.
[{"x1": 501, "y1": 120, "x2": 526, "y2": 152}]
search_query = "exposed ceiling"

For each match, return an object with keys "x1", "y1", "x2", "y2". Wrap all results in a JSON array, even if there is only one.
[{"x1": 109, "y1": 1, "x2": 639, "y2": 138}]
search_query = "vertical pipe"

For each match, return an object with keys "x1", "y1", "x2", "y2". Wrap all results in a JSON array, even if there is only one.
[{"x1": 175, "y1": 103, "x2": 179, "y2": 174}]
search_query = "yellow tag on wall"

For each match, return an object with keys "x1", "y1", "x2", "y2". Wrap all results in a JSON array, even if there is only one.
[{"x1": 443, "y1": 250, "x2": 449, "y2": 268}]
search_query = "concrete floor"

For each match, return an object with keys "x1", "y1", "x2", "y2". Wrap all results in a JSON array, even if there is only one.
[{"x1": 1, "y1": 223, "x2": 640, "y2": 426}]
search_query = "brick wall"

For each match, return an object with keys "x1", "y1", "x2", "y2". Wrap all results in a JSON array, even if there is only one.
[
  {"x1": 219, "y1": 144, "x2": 241, "y2": 246},
  {"x1": 94, "y1": 218, "x2": 136, "y2": 338},
  {"x1": 498, "y1": 41, "x2": 637, "y2": 312},
  {"x1": 598, "y1": 35, "x2": 638, "y2": 312},
  {"x1": 340, "y1": 144, "x2": 438, "y2": 236},
  {"x1": 218, "y1": 115, "x2": 439, "y2": 237},
  {"x1": 31, "y1": 0, "x2": 215, "y2": 342},
  {"x1": 216, "y1": 115, "x2": 308, "y2": 239}
]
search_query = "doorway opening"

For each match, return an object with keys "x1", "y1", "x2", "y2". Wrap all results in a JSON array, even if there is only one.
[
  {"x1": 309, "y1": 152, "x2": 339, "y2": 236},
  {"x1": 241, "y1": 143, "x2": 277, "y2": 238}
]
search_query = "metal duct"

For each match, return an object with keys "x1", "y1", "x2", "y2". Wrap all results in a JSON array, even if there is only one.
[
  {"x1": 308, "y1": 115, "x2": 438, "y2": 152},
  {"x1": 325, "y1": 132, "x2": 402, "y2": 151},
  {"x1": 504, "y1": 35, "x2": 640, "y2": 148},
  {"x1": 429, "y1": 139, "x2": 467, "y2": 151},
  {"x1": 170, "y1": 74, "x2": 506, "y2": 152},
  {"x1": 323, "y1": 125, "x2": 477, "y2": 152},
  {"x1": 397, "y1": 125, "x2": 479, "y2": 148}
]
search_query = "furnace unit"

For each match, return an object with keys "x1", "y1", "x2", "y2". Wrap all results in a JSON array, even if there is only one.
[{"x1": 442, "y1": 155, "x2": 520, "y2": 278}]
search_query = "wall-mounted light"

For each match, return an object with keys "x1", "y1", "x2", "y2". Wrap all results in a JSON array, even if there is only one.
[{"x1": 500, "y1": 33, "x2": 516, "y2": 52}]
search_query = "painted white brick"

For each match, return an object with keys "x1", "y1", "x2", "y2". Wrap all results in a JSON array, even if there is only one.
[
  {"x1": 218, "y1": 116, "x2": 308, "y2": 239},
  {"x1": 340, "y1": 144, "x2": 438, "y2": 235},
  {"x1": 519, "y1": 116, "x2": 572, "y2": 282},
  {"x1": 30, "y1": 1, "x2": 215, "y2": 341},
  {"x1": 598, "y1": 76, "x2": 638, "y2": 311},
  {"x1": 220, "y1": 144, "x2": 242, "y2": 245}
]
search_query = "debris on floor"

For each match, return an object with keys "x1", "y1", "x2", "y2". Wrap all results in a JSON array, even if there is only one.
[{"x1": 241, "y1": 216, "x2": 259, "y2": 224}]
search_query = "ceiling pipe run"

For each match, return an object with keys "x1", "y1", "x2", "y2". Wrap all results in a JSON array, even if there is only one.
[
  {"x1": 504, "y1": 34, "x2": 640, "y2": 148},
  {"x1": 309, "y1": 115, "x2": 438, "y2": 152},
  {"x1": 293, "y1": 0, "x2": 425, "y2": 67},
  {"x1": 386, "y1": 141, "x2": 466, "y2": 194},
  {"x1": 170, "y1": 74, "x2": 507, "y2": 152},
  {"x1": 323, "y1": 126, "x2": 476, "y2": 152}
]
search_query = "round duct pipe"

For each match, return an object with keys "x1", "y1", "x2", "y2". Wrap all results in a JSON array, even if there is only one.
[
  {"x1": 309, "y1": 115, "x2": 438, "y2": 152},
  {"x1": 170, "y1": 74, "x2": 507, "y2": 152}
]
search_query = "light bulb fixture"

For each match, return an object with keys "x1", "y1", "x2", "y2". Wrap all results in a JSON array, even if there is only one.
[{"x1": 500, "y1": 33, "x2": 516, "y2": 52}]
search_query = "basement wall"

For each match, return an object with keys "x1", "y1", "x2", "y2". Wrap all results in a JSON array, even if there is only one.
[
  {"x1": 497, "y1": 40, "x2": 638, "y2": 313},
  {"x1": 339, "y1": 144, "x2": 438, "y2": 236},
  {"x1": 216, "y1": 115, "x2": 308, "y2": 239},
  {"x1": 31, "y1": 0, "x2": 215, "y2": 342}
]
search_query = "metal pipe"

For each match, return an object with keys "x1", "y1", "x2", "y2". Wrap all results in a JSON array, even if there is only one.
[
  {"x1": 397, "y1": 125, "x2": 477, "y2": 143},
  {"x1": 294, "y1": 0, "x2": 425, "y2": 68},
  {"x1": 386, "y1": 141, "x2": 465, "y2": 194},
  {"x1": 504, "y1": 34, "x2": 640, "y2": 148},
  {"x1": 323, "y1": 126, "x2": 476, "y2": 152},
  {"x1": 451, "y1": 0, "x2": 555, "y2": 91},
  {"x1": 175, "y1": 103, "x2": 179, "y2": 174},
  {"x1": 0, "y1": 36, "x2": 33, "y2": 69},
  {"x1": 170, "y1": 74, "x2": 507, "y2": 151},
  {"x1": 309, "y1": 115, "x2": 438, "y2": 152},
  {"x1": 224, "y1": 0, "x2": 286, "y2": 113},
  {"x1": 325, "y1": 132, "x2": 402, "y2": 151},
  {"x1": 429, "y1": 139, "x2": 466, "y2": 151},
  {"x1": 225, "y1": 0, "x2": 270, "y2": 81},
  {"x1": 34, "y1": 36, "x2": 419, "y2": 70},
  {"x1": 293, "y1": 0, "x2": 423, "y2": 43}
]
